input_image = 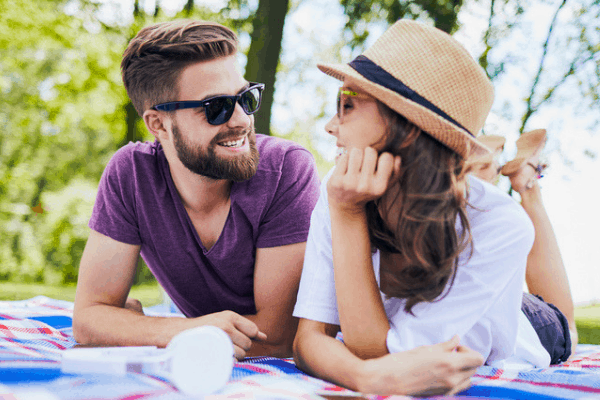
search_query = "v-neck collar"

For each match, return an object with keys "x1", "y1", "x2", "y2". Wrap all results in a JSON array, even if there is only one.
[{"x1": 157, "y1": 142, "x2": 235, "y2": 255}]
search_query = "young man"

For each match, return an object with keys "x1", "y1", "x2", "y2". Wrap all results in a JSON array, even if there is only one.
[{"x1": 73, "y1": 20, "x2": 320, "y2": 359}]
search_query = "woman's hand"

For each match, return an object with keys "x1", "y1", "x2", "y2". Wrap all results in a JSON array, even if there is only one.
[
  {"x1": 327, "y1": 147, "x2": 401, "y2": 215},
  {"x1": 357, "y1": 335, "x2": 484, "y2": 396}
]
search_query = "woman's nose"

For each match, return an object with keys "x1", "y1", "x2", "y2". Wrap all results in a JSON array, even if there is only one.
[{"x1": 325, "y1": 115, "x2": 339, "y2": 137}]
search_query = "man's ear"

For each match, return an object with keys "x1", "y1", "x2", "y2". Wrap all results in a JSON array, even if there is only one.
[{"x1": 143, "y1": 109, "x2": 170, "y2": 142}]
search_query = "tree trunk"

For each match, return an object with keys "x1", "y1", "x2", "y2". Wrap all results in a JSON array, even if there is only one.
[
  {"x1": 184, "y1": 0, "x2": 194, "y2": 16},
  {"x1": 119, "y1": 100, "x2": 140, "y2": 148},
  {"x1": 244, "y1": 0, "x2": 290, "y2": 136},
  {"x1": 120, "y1": 0, "x2": 146, "y2": 149}
]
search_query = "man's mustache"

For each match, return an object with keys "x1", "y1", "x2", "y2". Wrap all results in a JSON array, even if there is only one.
[{"x1": 211, "y1": 127, "x2": 255, "y2": 144}]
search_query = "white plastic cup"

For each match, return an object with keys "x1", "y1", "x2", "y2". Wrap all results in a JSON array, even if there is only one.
[
  {"x1": 166, "y1": 325, "x2": 235, "y2": 396},
  {"x1": 61, "y1": 326, "x2": 234, "y2": 396}
]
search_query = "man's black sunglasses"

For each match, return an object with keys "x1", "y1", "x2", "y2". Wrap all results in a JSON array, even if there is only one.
[{"x1": 152, "y1": 83, "x2": 265, "y2": 126}]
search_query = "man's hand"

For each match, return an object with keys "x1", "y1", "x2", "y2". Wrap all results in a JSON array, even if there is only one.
[
  {"x1": 123, "y1": 301, "x2": 269, "y2": 360},
  {"x1": 124, "y1": 298, "x2": 144, "y2": 314},
  {"x1": 327, "y1": 147, "x2": 401, "y2": 215},
  {"x1": 192, "y1": 310, "x2": 267, "y2": 360},
  {"x1": 358, "y1": 335, "x2": 484, "y2": 396}
]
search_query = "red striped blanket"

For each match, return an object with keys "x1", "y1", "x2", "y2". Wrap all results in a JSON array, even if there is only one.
[{"x1": 1, "y1": 296, "x2": 599, "y2": 400}]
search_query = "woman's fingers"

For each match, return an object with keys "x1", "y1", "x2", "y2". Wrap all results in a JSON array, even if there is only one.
[
  {"x1": 438, "y1": 334, "x2": 461, "y2": 351},
  {"x1": 358, "y1": 147, "x2": 379, "y2": 193},
  {"x1": 393, "y1": 155, "x2": 402, "y2": 179},
  {"x1": 333, "y1": 150, "x2": 349, "y2": 176},
  {"x1": 455, "y1": 345, "x2": 485, "y2": 369},
  {"x1": 360, "y1": 147, "x2": 379, "y2": 174},
  {"x1": 329, "y1": 147, "x2": 401, "y2": 209},
  {"x1": 336, "y1": 147, "x2": 399, "y2": 178},
  {"x1": 372, "y1": 152, "x2": 396, "y2": 194},
  {"x1": 447, "y1": 376, "x2": 473, "y2": 396},
  {"x1": 347, "y1": 147, "x2": 364, "y2": 175}
]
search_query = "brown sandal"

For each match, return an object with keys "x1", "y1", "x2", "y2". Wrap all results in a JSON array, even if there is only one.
[
  {"x1": 470, "y1": 135, "x2": 506, "y2": 164},
  {"x1": 501, "y1": 129, "x2": 547, "y2": 177},
  {"x1": 526, "y1": 162, "x2": 547, "y2": 179}
]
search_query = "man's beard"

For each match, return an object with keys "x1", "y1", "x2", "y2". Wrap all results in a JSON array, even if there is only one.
[{"x1": 171, "y1": 123, "x2": 260, "y2": 182}]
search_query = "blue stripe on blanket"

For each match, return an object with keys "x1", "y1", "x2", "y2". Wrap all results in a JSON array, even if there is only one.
[
  {"x1": 242, "y1": 357, "x2": 306, "y2": 375},
  {"x1": 0, "y1": 366, "x2": 64, "y2": 383},
  {"x1": 28, "y1": 316, "x2": 72, "y2": 329},
  {"x1": 461, "y1": 386, "x2": 571, "y2": 399}
]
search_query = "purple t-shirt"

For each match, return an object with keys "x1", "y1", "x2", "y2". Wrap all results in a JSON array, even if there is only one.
[{"x1": 89, "y1": 134, "x2": 320, "y2": 318}]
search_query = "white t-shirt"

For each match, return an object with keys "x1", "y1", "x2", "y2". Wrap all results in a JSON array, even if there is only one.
[{"x1": 293, "y1": 170, "x2": 550, "y2": 369}]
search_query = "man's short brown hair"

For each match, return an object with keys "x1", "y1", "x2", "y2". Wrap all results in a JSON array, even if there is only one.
[{"x1": 122, "y1": 19, "x2": 238, "y2": 116}]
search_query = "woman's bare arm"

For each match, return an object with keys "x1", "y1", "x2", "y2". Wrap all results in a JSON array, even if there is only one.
[{"x1": 293, "y1": 318, "x2": 484, "y2": 396}]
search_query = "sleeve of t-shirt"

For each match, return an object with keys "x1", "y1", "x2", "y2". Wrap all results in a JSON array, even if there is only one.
[
  {"x1": 293, "y1": 168, "x2": 340, "y2": 324},
  {"x1": 88, "y1": 145, "x2": 142, "y2": 245},
  {"x1": 255, "y1": 148, "x2": 321, "y2": 248}
]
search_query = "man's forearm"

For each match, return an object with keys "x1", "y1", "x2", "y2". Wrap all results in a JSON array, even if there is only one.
[
  {"x1": 73, "y1": 303, "x2": 189, "y2": 348},
  {"x1": 249, "y1": 242, "x2": 306, "y2": 358}
]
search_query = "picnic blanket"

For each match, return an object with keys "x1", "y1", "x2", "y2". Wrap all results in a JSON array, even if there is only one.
[{"x1": 2, "y1": 297, "x2": 600, "y2": 400}]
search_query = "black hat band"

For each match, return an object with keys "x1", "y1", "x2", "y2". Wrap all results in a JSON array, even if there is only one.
[{"x1": 348, "y1": 55, "x2": 474, "y2": 137}]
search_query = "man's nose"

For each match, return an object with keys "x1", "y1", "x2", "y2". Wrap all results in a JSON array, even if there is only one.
[{"x1": 226, "y1": 102, "x2": 252, "y2": 129}]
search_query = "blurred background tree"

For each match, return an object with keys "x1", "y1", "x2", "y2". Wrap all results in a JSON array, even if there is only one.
[
  {"x1": 0, "y1": 0, "x2": 126, "y2": 283},
  {"x1": 0, "y1": 0, "x2": 598, "y2": 293}
]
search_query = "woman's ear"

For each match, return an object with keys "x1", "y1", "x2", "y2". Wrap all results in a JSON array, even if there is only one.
[{"x1": 143, "y1": 109, "x2": 170, "y2": 142}]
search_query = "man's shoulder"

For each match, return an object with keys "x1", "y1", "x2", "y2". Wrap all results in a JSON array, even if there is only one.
[
  {"x1": 104, "y1": 140, "x2": 162, "y2": 176},
  {"x1": 235, "y1": 134, "x2": 320, "y2": 210},
  {"x1": 111, "y1": 140, "x2": 161, "y2": 163},
  {"x1": 255, "y1": 134, "x2": 315, "y2": 173}
]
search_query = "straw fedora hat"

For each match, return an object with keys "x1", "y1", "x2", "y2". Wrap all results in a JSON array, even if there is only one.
[{"x1": 318, "y1": 19, "x2": 495, "y2": 159}]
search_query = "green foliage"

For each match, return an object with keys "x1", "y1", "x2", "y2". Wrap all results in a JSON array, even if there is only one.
[
  {"x1": 0, "y1": 0, "x2": 292, "y2": 285},
  {"x1": 3, "y1": 0, "x2": 597, "y2": 292},
  {"x1": 0, "y1": 0, "x2": 129, "y2": 282},
  {"x1": 340, "y1": 0, "x2": 464, "y2": 48}
]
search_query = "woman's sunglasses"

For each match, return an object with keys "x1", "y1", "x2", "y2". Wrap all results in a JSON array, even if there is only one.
[
  {"x1": 336, "y1": 88, "x2": 371, "y2": 123},
  {"x1": 152, "y1": 83, "x2": 265, "y2": 125},
  {"x1": 336, "y1": 89, "x2": 357, "y2": 121}
]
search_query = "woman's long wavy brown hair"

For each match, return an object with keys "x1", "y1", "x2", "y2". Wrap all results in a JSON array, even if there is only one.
[{"x1": 368, "y1": 102, "x2": 473, "y2": 315}]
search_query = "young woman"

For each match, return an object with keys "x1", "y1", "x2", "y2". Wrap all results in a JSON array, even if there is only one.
[{"x1": 292, "y1": 20, "x2": 572, "y2": 396}]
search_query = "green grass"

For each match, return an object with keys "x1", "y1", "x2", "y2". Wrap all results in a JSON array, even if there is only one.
[
  {"x1": 0, "y1": 282, "x2": 163, "y2": 307},
  {"x1": 1, "y1": 283, "x2": 599, "y2": 344},
  {"x1": 575, "y1": 304, "x2": 600, "y2": 345}
]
